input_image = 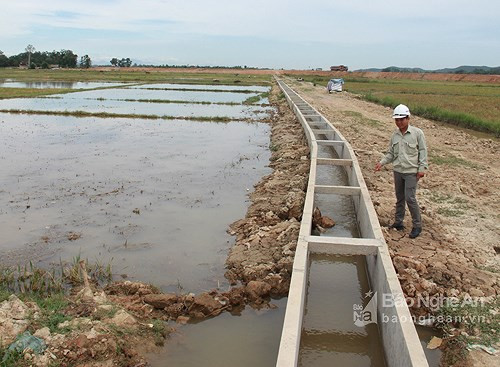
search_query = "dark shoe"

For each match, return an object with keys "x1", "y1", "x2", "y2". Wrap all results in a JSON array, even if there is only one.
[
  {"x1": 409, "y1": 227, "x2": 422, "y2": 239},
  {"x1": 389, "y1": 223, "x2": 405, "y2": 231}
]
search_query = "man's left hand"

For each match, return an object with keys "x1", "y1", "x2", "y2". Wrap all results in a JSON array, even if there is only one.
[{"x1": 417, "y1": 172, "x2": 425, "y2": 180}]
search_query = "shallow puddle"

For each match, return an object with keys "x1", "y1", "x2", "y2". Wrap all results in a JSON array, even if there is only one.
[
  {"x1": 416, "y1": 325, "x2": 442, "y2": 367},
  {"x1": 0, "y1": 112, "x2": 271, "y2": 292}
]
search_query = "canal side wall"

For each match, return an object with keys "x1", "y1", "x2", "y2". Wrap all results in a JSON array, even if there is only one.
[{"x1": 275, "y1": 78, "x2": 428, "y2": 367}]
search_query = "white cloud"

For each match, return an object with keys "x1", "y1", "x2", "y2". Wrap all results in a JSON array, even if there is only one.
[{"x1": 1, "y1": 0, "x2": 498, "y2": 68}]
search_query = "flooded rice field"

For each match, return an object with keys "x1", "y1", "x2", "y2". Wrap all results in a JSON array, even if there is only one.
[
  {"x1": 0, "y1": 80, "x2": 130, "y2": 89},
  {"x1": 127, "y1": 83, "x2": 270, "y2": 92},
  {"x1": 0, "y1": 84, "x2": 272, "y2": 119},
  {"x1": 0, "y1": 80, "x2": 294, "y2": 365},
  {"x1": 0, "y1": 83, "x2": 273, "y2": 293}
]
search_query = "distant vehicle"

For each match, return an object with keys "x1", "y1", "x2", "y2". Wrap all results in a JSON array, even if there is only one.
[
  {"x1": 327, "y1": 78, "x2": 344, "y2": 93},
  {"x1": 330, "y1": 65, "x2": 348, "y2": 72}
]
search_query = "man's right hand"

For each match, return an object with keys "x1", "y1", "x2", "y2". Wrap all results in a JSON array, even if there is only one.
[{"x1": 375, "y1": 162, "x2": 382, "y2": 172}]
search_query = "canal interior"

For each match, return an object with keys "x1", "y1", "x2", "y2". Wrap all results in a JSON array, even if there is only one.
[{"x1": 299, "y1": 141, "x2": 388, "y2": 366}]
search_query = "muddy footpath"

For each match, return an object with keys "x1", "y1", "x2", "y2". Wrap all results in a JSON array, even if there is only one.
[{"x1": 0, "y1": 84, "x2": 310, "y2": 366}]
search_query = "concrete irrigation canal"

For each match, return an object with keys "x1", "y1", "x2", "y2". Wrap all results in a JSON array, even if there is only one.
[{"x1": 275, "y1": 79, "x2": 428, "y2": 367}]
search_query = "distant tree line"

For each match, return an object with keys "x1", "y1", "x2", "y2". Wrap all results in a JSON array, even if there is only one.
[
  {"x1": 381, "y1": 66, "x2": 500, "y2": 75},
  {"x1": 129, "y1": 64, "x2": 265, "y2": 70},
  {"x1": 0, "y1": 48, "x2": 80, "y2": 69},
  {"x1": 453, "y1": 67, "x2": 500, "y2": 75},
  {"x1": 110, "y1": 58, "x2": 133, "y2": 67}
]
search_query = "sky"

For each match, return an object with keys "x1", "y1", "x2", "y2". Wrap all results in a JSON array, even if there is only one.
[{"x1": 1, "y1": 0, "x2": 499, "y2": 70}]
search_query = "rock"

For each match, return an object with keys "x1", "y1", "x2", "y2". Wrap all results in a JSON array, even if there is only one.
[
  {"x1": 85, "y1": 328, "x2": 99, "y2": 339},
  {"x1": 76, "y1": 286, "x2": 94, "y2": 301},
  {"x1": 312, "y1": 207, "x2": 322, "y2": 227},
  {"x1": 0, "y1": 295, "x2": 31, "y2": 345},
  {"x1": 246, "y1": 281, "x2": 272, "y2": 301},
  {"x1": 320, "y1": 216, "x2": 335, "y2": 228},
  {"x1": 468, "y1": 288, "x2": 484, "y2": 297},
  {"x1": 176, "y1": 316, "x2": 190, "y2": 324},
  {"x1": 189, "y1": 293, "x2": 223, "y2": 317},
  {"x1": 1, "y1": 295, "x2": 30, "y2": 320},
  {"x1": 143, "y1": 294, "x2": 178, "y2": 309},
  {"x1": 109, "y1": 310, "x2": 137, "y2": 328},
  {"x1": 97, "y1": 304, "x2": 114, "y2": 312},
  {"x1": 33, "y1": 327, "x2": 51, "y2": 340},
  {"x1": 92, "y1": 291, "x2": 109, "y2": 305},
  {"x1": 427, "y1": 336, "x2": 442, "y2": 350}
]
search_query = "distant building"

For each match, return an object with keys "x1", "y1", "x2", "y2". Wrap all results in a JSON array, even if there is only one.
[{"x1": 330, "y1": 65, "x2": 348, "y2": 72}]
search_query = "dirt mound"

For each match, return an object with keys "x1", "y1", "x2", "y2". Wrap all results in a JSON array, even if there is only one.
[{"x1": 224, "y1": 85, "x2": 310, "y2": 295}]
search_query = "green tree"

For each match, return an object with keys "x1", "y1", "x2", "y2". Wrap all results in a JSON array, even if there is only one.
[
  {"x1": 80, "y1": 55, "x2": 92, "y2": 68},
  {"x1": 25, "y1": 44, "x2": 35, "y2": 68},
  {"x1": 110, "y1": 58, "x2": 118, "y2": 66},
  {"x1": 0, "y1": 50, "x2": 8, "y2": 67}
]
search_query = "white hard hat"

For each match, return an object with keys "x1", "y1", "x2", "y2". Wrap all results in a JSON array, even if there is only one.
[{"x1": 392, "y1": 104, "x2": 411, "y2": 118}]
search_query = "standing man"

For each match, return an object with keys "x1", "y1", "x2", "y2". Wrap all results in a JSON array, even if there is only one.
[{"x1": 375, "y1": 104, "x2": 428, "y2": 239}]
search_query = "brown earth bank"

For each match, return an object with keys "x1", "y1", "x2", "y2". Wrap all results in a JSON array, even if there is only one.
[
  {"x1": 283, "y1": 77, "x2": 499, "y2": 366},
  {"x1": 93, "y1": 67, "x2": 500, "y2": 83},
  {"x1": 224, "y1": 85, "x2": 310, "y2": 293}
]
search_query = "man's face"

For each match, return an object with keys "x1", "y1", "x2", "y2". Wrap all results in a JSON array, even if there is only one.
[{"x1": 394, "y1": 116, "x2": 409, "y2": 131}]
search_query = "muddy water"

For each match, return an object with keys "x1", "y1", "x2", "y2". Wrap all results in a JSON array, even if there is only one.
[
  {"x1": 315, "y1": 144, "x2": 360, "y2": 237},
  {"x1": 149, "y1": 298, "x2": 287, "y2": 367},
  {"x1": 0, "y1": 81, "x2": 129, "y2": 89},
  {"x1": 416, "y1": 325, "x2": 442, "y2": 367},
  {"x1": 299, "y1": 255, "x2": 386, "y2": 366},
  {"x1": 0, "y1": 112, "x2": 271, "y2": 292},
  {"x1": 0, "y1": 86, "x2": 272, "y2": 119},
  {"x1": 300, "y1": 140, "x2": 386, "y2": 365},
  {"x1": 128, "y1": 83, "x2": 270, "y2": 93}
]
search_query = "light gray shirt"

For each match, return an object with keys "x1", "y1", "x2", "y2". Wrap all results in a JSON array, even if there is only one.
[{"x1": 380, "y1": 125, "x2": 428, "y2": 173}]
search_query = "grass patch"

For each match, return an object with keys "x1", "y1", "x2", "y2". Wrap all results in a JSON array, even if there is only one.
[
  {"x1": 0, "y1": 345, "x2": 23, "y2": 367},
  {"x1": 436, "y1": 297, "x2": 500, "y2": 363},
  {"x1": 285, "y1": 73, "x2": 500, "y2": 136},
  {"x1": 79, "y1": 97, "x2": 241, "y2": 106},
  {"x1": 0, "y1": 109, "x2": 252, "y2": 123},
  {"x1": 140, "y1": 87, "x2": 261, "y2": 94},
  {"x1": 0, "y1": 287, "x2": 9, "y2": 303},
  {"x1": 437, "y1": 207, "x2": 465, "y2": 217},
  {"x1": 429, "y1": 153, "x2": 482, "y2": 169},
  {"x1": 93, "y1": 305, "x2": 118, "y2": 320},
  {"x1": 0, "y1": 87, "x2": 76, "y2": 99},
  {"x1": 243, "y1": 92, "x2": 270, "y2": 105},
  {"x1": 0, "y1": 68, "x2": 272, "y2": 86},
  {"x1": 475, "y1": 264, "x2": 500, "y2": 274},
  {"x1": 340, "y1": 110, "x2": 382, "y2": 127},
  {"x1": 151, "y1": 319, "x2": 168, "y2": 346},
  {"x1": 430, "y1": 192, "x2": 470, "y2": 217}
]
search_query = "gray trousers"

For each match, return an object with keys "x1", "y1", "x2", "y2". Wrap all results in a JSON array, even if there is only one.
[{"x1": 393, "y1": 171, "x2": 422, "y2": 228}]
